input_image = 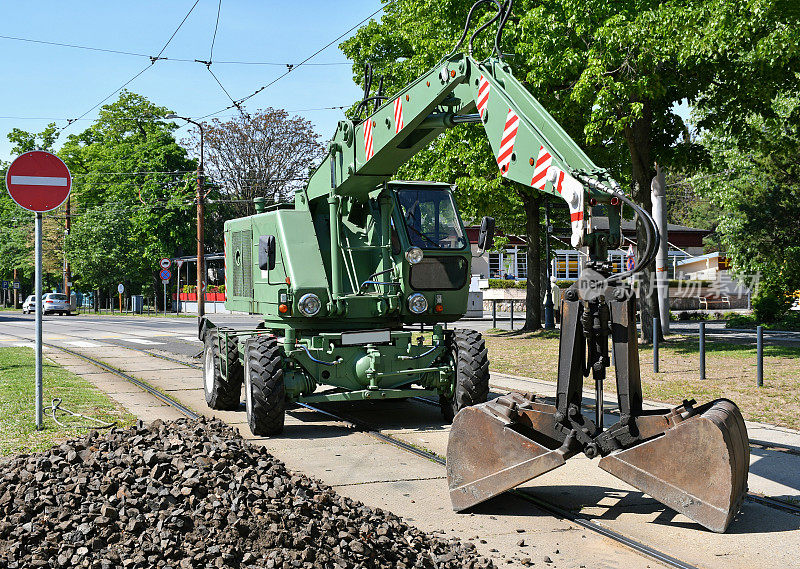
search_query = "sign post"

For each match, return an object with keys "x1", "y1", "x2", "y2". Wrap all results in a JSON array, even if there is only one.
[
  {"x1": 176, "y1": 260, "x2": 184, "y2": 314},
  {"x1": 117, "y1": 283, "x2": 124, "y2": 313},
  {"x1": 6, "y1": 150, "x2": 72, "y2": 430},
  {"x1": 160, "y1": 269, "x2": 171, "y2": 318}
]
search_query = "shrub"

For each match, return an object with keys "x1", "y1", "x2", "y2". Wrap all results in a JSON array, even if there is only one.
[{"x1": 752, "y1": 288, "x2": 791, "y2": 323}]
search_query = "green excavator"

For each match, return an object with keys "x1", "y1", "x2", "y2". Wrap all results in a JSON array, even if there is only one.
[{"x1": 202, "y1": 0, "x2": 749, "y2": 533}]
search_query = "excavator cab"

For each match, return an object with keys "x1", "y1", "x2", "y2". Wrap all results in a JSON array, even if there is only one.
[{"x1": 447, "y1": 262, "x2": 749, "y2": 532}]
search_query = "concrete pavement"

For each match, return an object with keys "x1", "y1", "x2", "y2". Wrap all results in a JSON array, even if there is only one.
[{"x1": 3, "y1": 311, "x2": 800, "y2": 568}]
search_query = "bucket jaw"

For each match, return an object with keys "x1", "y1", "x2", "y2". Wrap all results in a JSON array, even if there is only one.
[
  {"x1": 598, "y1": 398, "x2": 749, "y2": 533},
  {"x1": 447, "y1": 393, "x2": 575, "y2": 512},
  {"x1": 446, "y1": 270, "x2": 750, "y2": 532}
]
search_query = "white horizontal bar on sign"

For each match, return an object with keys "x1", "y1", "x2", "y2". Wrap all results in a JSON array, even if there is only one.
[{"x1": 9, "y1": 175, "x2": 69, "y2": 186}]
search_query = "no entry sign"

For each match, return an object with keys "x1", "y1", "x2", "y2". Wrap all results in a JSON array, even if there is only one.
[{"x1": 5, "y1": 150, "x2": 72, "y2": 212}]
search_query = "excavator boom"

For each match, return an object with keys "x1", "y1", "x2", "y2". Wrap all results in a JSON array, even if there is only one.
[{"x1": 300, "y1": 1, "x2": 749, "y2": 532}]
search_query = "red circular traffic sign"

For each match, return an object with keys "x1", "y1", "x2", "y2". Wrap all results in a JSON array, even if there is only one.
[{"x1": 5, "y1": 150, "x2": 72, "y2": 212}]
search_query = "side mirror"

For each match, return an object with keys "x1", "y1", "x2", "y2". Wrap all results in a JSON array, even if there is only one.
[
  {"x1": 258, "y1": 235, "x2": 276, "y2": 271},
  {"x1": 478, "y1": 216, "x2": 495, "y2": 251}
]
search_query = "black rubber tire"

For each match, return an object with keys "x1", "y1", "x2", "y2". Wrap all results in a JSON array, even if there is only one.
[
  {"x1": 203, "y1": 331, "x2": 243, "y2": 410},
  {"x1": 244, "y1": 335, "x2": 286, "y2": 436},
  {"x1": 440, "y1": 328, "x2": 490, "y2": 422}
]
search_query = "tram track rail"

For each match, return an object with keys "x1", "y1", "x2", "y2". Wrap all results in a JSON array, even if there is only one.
[{"x1": 6, "y1": 330, "x2": 800, "y2": 569}]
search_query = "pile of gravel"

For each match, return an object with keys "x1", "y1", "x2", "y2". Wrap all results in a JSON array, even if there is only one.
[{"x1": 0, "y1": 418, "x2": 495, "y2": 569}]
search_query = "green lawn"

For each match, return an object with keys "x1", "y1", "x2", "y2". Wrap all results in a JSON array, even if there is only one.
[
  {"x1": 0, "y1": 347, "x2": 136, "y2": 456},
  {"x1": 484, "y1": 330, "x2": 800, "y2": 430}
]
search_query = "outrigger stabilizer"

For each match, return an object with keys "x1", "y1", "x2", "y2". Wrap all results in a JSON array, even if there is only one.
[{"x1": 447, "y1": 202, "x2": 749, "y2": 533}]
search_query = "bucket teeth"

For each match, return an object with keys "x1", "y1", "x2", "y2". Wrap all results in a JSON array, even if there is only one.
[
  {"x1": 447, "y1": 396, "x2": 567, "y2": 512},
  {"x1": 598, "y1": 399, "x2": 749, "y2": 533}
]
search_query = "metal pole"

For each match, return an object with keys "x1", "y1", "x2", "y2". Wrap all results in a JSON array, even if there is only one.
[
  {"x1": 164, "y1": 283, "x2": 167, "y2": 318},
  {"x1": 492, "y1": 299, "x2": 497, "y2": 328},
  {"x1": 699, "y1": 322, "x2": 706, "y2": 380},
  {"x1": 757, "y1": 325, "x2": 763, "y2": 387},
  {"x1": 651, "y1": 166, "x2": 669, "y2": 335},
  {"x1": 544, "y1": 199, "x2": 555, "y2": 329},
  {"x1": 510, "y1": 301, "x2": 514, "y2": 330},
  {"x1": 35, "y1": 213, "x2": 43, "y2": 430},
  {"x1": 653, "y1": 316, "x2": 659, "y2": 373},
  {"x1": 63, "y1": 196, "x2": 71, "y2": 299},
  {"x1": 176, "y1": 269, "x2": 181, "y2": 314},
  {"x1": 197, "y1": 123, "x2": 205, "y2": 322}
]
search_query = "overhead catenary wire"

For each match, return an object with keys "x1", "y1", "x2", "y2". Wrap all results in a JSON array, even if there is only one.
[
  {"x1": 199, "y1": 0, "x2": 400, "y2": 119},
  {"x1": 55, "y1": 0, "x2": 201, "y2": 135},
  {"x1": 0, "y1": 106, "x2": 348, "y2": 123},
  {"x1": 0, "y1": 33, "x2": 358, "y2": 66}
]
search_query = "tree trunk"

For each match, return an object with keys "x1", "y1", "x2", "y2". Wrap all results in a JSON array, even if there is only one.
[
  {"x1": 624, "y1": 102, "x2": 662, "y2": 343},
  {"x1": 520, "y1": 189, "x2": 542, "y2": 331}
]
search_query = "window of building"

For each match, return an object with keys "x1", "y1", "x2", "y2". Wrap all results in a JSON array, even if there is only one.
[{"x1": 488, "y1": 248, "x2": 526, "y2": 279}]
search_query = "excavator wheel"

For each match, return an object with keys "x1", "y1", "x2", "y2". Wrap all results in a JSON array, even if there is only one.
[
  {"x1": 244, "y1": 335, "x2": 286, "y2": 436},
  {"x1": 203, "y1": 331, "x2": 243, "y2": 410},
  {"x1": 440, "y1": 329, "x2": 490, "y2": 422}
]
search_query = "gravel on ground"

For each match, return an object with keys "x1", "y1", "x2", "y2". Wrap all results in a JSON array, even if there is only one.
[{"x1": 0, "y1": 418, "x2": 495, "y2": 569}]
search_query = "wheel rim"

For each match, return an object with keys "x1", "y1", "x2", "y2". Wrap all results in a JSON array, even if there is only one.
[{"x1": 203, "y1": 346, "x2": 215, "y2": 393}]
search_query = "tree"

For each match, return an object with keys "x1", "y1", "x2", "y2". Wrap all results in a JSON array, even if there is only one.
[
  {"x1": 188, "y1": 109, "x2": 326, "y2": 217},
  {"x1": 694, "y1": 94, "x2": 800, "y2": 322},
  {"x1": 0, "y1": 124, "x2": 60, "y2": 297},
  {"x1": 59, "y1": 91, "x2": 200, "y2": 302},
  {"x1": 341, "y1": 0, "x2": 800, "y2": 340}
]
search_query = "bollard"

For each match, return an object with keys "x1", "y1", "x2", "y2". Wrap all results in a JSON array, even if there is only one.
[
  {"x1": 699, "y1": 322, "x2": 706, "y2": 380},
  {"x1": 757, "y1": 325, "x2": 763, "y2": 387},
  {"x1": 510, "y1": 301, "x2": 514, "y2": 330},
  {"x1": 492, "y1": 300, "x2": 497, "y2": 329},
  {"x1": 653, "y1": 317, "x2": 659, "y2": 373}
]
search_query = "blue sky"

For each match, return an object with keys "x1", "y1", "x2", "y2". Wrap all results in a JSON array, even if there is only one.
[{"x1": 0, "y1": 1, "x2": 384, "y2": 162}]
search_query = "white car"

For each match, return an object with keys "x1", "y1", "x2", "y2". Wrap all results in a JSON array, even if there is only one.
[
  {"x1": 22, "y1": 295, "x2": 36, "y2": 314},
  {"x1": 43, "y1": 293, "x2": 71, "y2": 315}
]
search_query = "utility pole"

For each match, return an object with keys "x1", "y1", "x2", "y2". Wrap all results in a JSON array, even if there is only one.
[
  {"x1": 166, "y1": 114, "x2": 205, "y2": 322},
  {"x1": 13, "y1": 268, "x2": 18, "y2": 308},
  {"x1": 63, "y1": 197, "x2": 71, "y2": 298},
  {"x1": 651, "y1": 165, "x2": 669, "y2": 335}
]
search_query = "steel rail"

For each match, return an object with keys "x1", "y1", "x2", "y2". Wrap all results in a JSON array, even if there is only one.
[
  {"x1": 10, "y1": 329, "x2": 800, "y2": 524},
  {"x1": 2, "y1": 332, "x2": 200, "y2": 420}
]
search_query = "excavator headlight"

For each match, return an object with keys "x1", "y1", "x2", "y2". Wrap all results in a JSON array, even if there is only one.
[
  {"x1": 298, "y1": 293, "x2": 322, "y2": 317},
  {"x1": 407, "y1": 293, "x2": 428, "y2": 314},
  {"x1": 405, "y1": 247, "x2": 424, "y2": 265}
]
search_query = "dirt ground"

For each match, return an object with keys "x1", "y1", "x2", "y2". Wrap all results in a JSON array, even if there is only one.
[{"x1": 484, "y1": 330, "x2": 800, "y2": 430}]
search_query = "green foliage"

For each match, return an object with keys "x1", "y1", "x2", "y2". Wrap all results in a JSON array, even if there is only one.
[
  {"x1": 694, "y1": 93, "x2": 800, "y2": 310},
  {"x1": 725, "y1": 311, "x2": 800, "y2": 331},
  {"x1": 487, "y1": 278, "x2": 573, "y2": 289},
  {"x1": 59, "y1": 92, "x2": 200, "y2": 295},
  {"x1": 752, "y1": 287, "x2": 793, "y2": 324}
]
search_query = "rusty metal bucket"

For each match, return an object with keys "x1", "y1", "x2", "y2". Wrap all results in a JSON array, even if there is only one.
[
  {"x1": 598, "y1": 398, "x2": 749, "y2": 533},
  {"x1": 447, "y1": 393, "x2": 574, "y2": 512},
  {"x1": 447, "y1": 395, "x2": 749, "y2": 533}
]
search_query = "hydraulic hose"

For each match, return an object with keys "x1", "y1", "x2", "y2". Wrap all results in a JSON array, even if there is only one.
[{"x1": 574, "y1": 172, "x2": 660, "y2": 283}]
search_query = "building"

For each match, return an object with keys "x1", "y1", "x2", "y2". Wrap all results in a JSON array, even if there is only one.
[{"x1": 467, "y1": 218, "x2": 711, "y2": 281}]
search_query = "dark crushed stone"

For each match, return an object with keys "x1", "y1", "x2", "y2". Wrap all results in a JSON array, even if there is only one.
[{"x1": 0, "y1": 418, "x2": 495, "y2": 569}]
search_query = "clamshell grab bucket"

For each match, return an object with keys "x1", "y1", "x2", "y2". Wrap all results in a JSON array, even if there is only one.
[
  {"x1": 598, "y1": 398, "x2": 749, "y2": 533},
  {"x1": 447, "y1": 395, "x2": 750, "y2": 533}
]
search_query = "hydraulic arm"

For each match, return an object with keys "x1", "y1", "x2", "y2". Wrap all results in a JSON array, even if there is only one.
[{"x1": 293, "y1": 1, "x2": 748, "y2": 533}]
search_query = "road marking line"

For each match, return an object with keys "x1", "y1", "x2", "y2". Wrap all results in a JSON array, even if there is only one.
[
  {"x1": 65, "y1": 340, "x2": 108, "y2": 348},
  {"x1": 177, "y1": 336, "x2": 202, "y2": 343},
  {"x1": 119, "y1": 338, "x2": 163, "y2": 345}
]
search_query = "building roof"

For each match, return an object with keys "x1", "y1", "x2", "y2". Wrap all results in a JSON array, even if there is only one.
[
  {"x1": 465, "y1": 226, "x2": 525, "y2": 246},
  {"x1": 466, "y1": 215, "x2": 710, "y2": 247},
  {"x1": 677, "y1": 251, "x2": 725, "y2": 266},
  {"x1": 589, "y1": 217, "x2": 711, "y2": 234}
]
